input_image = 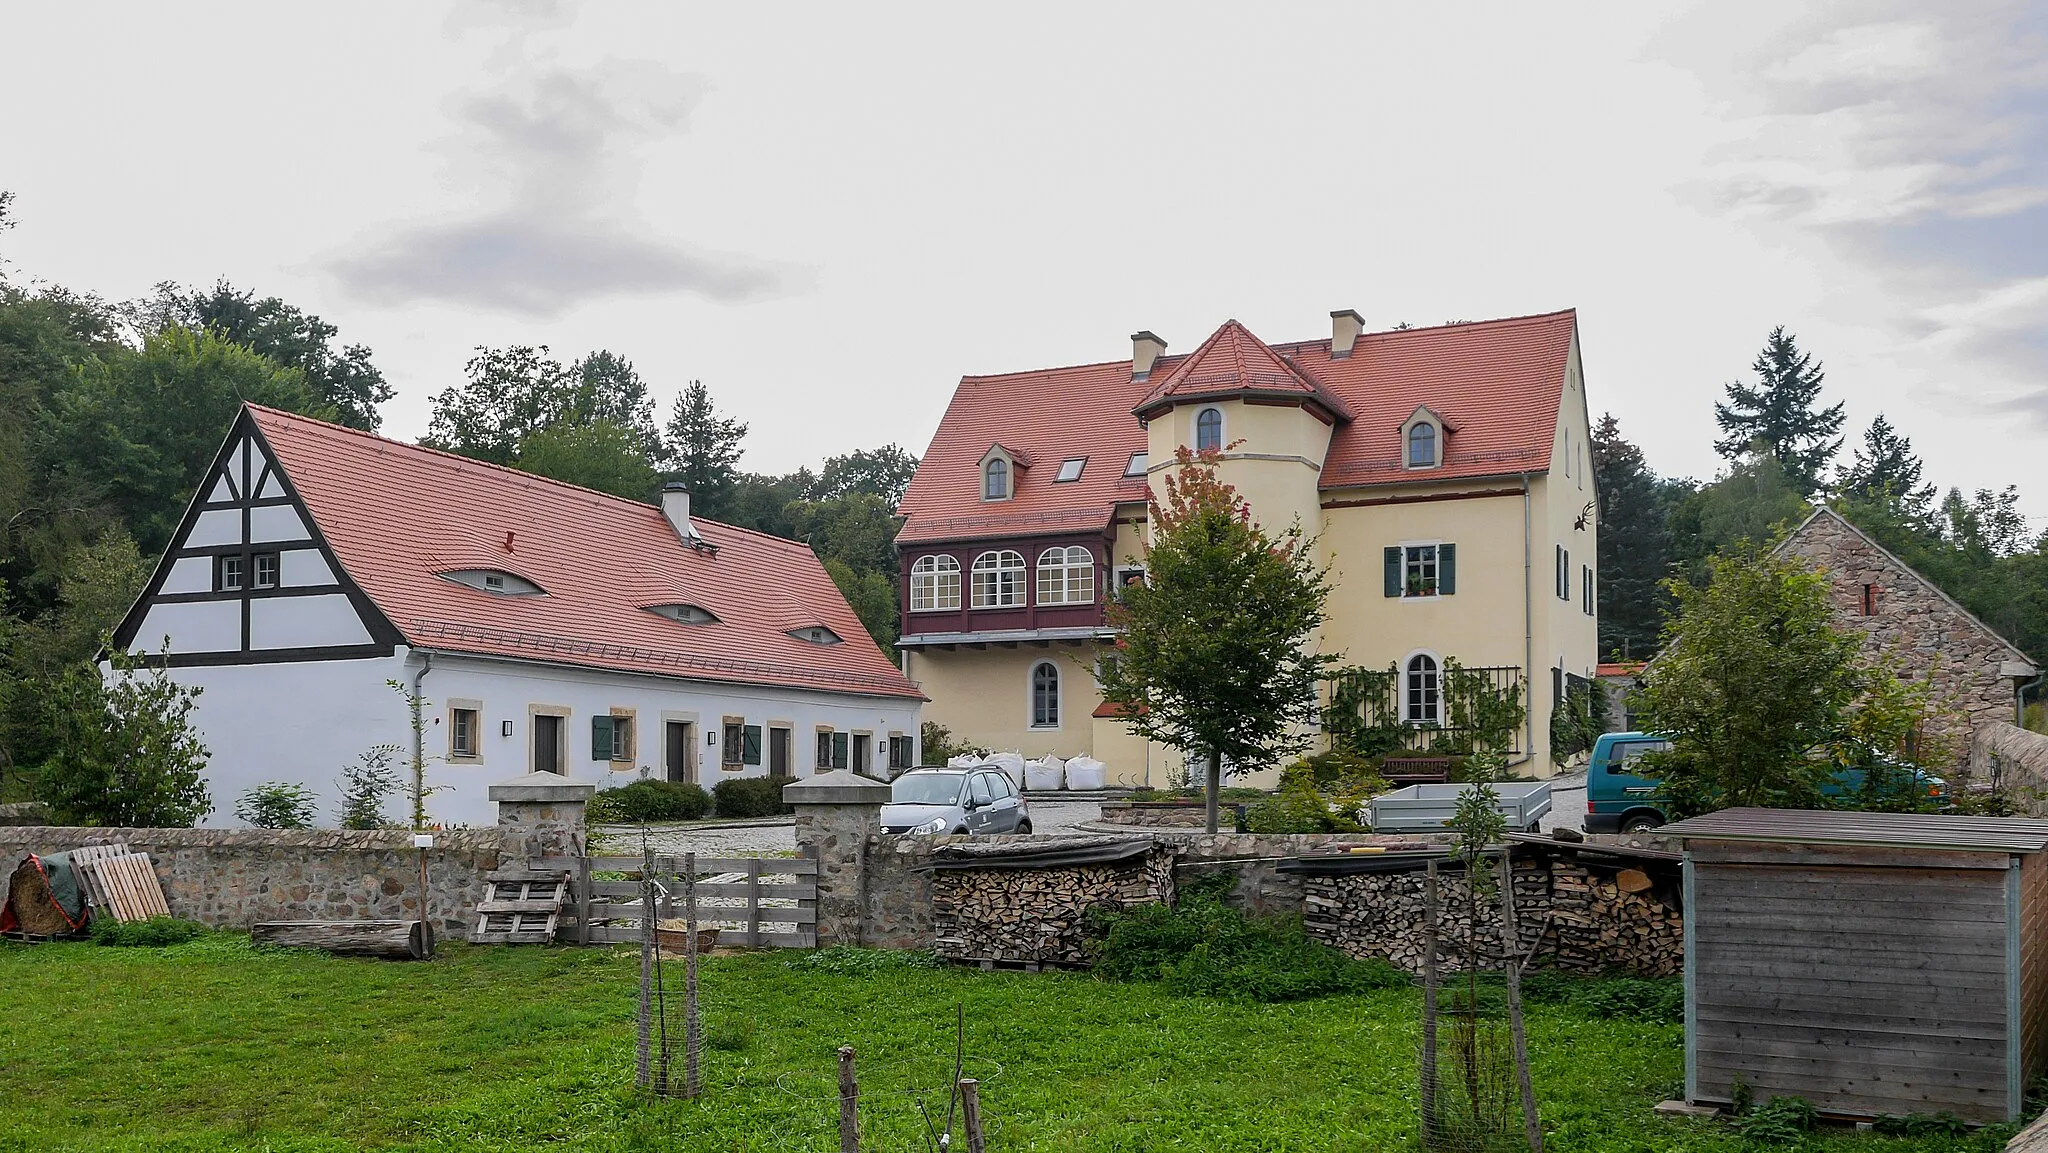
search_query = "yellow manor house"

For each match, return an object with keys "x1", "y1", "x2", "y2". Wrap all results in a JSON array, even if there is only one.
[{"x1": 894, "y1": 309, "x2": 1599, "y2": 787}]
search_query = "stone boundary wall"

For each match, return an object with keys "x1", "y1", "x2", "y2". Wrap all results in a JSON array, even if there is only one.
[
  {"x1": 1973, "y1": 722, "x2": 2048, "y2": 815},
  {"x1": 1097, "y1": 802, "x2": 1211, "y2": 828},
  {"x1": 1303, "y1": 853, "x2": 1683, "y2": 977},
  {"x1": 0, "y1": 827, "x2": 512, "y2": 935}
]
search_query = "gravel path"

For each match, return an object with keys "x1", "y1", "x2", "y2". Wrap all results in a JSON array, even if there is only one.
[{"x1": 596, "y1": 800, "x2": 1105, "y2": 858}]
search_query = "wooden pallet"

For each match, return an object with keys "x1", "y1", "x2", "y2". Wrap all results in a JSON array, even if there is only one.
[
  {"x1": 67, "y1": 843, "x2": 132, "y2": 914},
  {"x1": 469, "y1": 870, "x2": 570, "y2": 944},
  {"x1": 76, "y1": 852, "x2": 170, "y2": 922}
]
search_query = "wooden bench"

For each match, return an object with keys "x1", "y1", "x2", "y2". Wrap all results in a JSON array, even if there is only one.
[{"x1": 1381, "y1": 757, "x2": 1453, "y2": 786}]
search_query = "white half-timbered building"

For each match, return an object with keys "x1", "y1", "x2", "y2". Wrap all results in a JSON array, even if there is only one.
[{"x1": 113, "y1": 404, "x2": 925, "y2": 827}]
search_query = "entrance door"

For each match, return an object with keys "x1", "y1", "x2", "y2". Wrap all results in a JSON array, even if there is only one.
[
  {"x1": 533, "y1": 714, "x2": 563, "y2": 774},
  {"x1": 665, "y1": 721, "x2": 694, "y2": 784},
  {"x1": 769, "y1": 727, "x2": 791, "y2": 779}
]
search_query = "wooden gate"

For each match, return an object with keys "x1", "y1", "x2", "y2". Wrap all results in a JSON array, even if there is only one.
[{"x1": 536, "y1": 854, "x2": 817, "y2": 948}]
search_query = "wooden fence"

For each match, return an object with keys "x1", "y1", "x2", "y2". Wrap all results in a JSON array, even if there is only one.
[{"x1": 533, "y1": 855, "x2": 817, "y2": 949}]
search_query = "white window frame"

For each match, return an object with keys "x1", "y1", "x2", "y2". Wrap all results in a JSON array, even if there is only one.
[
  {"x1": 1124, "y1": 452, "x2": 1148, "y2": 476},
  {"x1": 1029, "y1": 660, "x2": 1061, "y2": 729},
  {"x1": 218, "y1": 554, "x2": 244, "y2": 592},
  {"x1": 1402, "y1": 650, "x2": 1443, "y2": 726},
  {"x1": 970, "y1": 549, "x2": 1026, "y2": 609},
  {"x1": 1398, "y1": 540, "x2": 1442, "y2": 600},
  {"x1": 909, "y1": 554, "x2": 962, "y2": 612},
  {"x1": 983, "y1": 457, "x2": 1010, "y2": 501},
  {"x1": 1194, "y1": 406, "x2": 1225, "y2": 454},
  {"x1": 1054, "y1": 457, "x2": 1086, "y2": 483},
  {"x1": 448, "y1": 699, "x2": 484, "y2": 762},
  {"x1": 1035, "y1": 545, "x2": 1095, "y2": 606}
]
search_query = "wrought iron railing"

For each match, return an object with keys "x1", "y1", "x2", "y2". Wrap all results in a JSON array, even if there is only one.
[{"x1": 1324, "y1": 662, "x2": 1526, "y2": 758}]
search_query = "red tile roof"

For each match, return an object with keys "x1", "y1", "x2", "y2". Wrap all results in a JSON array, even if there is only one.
[
  {"x1": 249, "y1": 406, "x2": 922, "y2": 699},
  {"x1": 899, "y1": 310, "x2": 1576, "y2": 545},
  {"x1": 1596, "y1": 661, "x2": 1647, "y2": 678}
]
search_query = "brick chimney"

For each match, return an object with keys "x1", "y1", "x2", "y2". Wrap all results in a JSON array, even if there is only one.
[
  {"x1": 1330, "y1": 310, "x2": 1365, "y2": 359},
  {"x1": 1131, "y1": 331, "x2": 1167, "y2": 381}
]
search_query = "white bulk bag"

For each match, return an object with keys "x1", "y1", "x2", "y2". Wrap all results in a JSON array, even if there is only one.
[
  {"x1": 946, "y1": 754, "x2": 982, "y2": 769},
  {"x1": 985, "y1": 751, "x2": 1026, "y2": 789},
  {"x1": 1024, "y1": 755, "x2": 1066, "y2": 792},
  {"x1": 1063, "y1": 756, "x2": 1106, "y2": 791}
]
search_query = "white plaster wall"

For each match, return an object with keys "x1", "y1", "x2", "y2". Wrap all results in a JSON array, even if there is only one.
[
  {"x1": 159, "y1": 555, "x2": 215, "y2": 595},
  {"x1": 134, "y1": 599, "x2": 241, "y2": 654},
  {"x1": 248, "y1": 504, "x2": 311, "y2": 543},
  {"x1": 250, "y1": 594, "x2": 373, "y2": 649},
  {"x1": 280, "y1": 548, "x2": 335, "y2": 587},
  {"x1": 187, "y1": 508, "x2": 241, "y2": 548},
  {"x1": 167, "y1": 648, "x2": 922, "y2": 828}
]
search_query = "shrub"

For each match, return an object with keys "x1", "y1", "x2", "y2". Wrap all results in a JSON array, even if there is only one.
[
  {"x1": 1091, "y1": 874, "x2": 1407, "y2": 1002},
  {"x1": 91, "y1": 915, "x2": 208, "y2": 947},
  {"x1": 1519, "y1": 971, "x2": 1684, "y2": 1024},
  {"x1": 592, "y1": 779, "x2": 711, "y2": 823},
  {"x1": 920, "y1": 720, "x2": 987, "y2": 765},
  {"x1": 335, "y1": 744, "x2": 401, "y2": 829},
  {"x1": 1731, "y1": 1095, "x2": 1817, "y2": 1144},
  {"x1": 1244, "y1": 752, "x2": 1386, "y2": 833},
  {"x1": 233, "y1": 781, "x2": 318, "y2": 829},
  {"x1": 713, "y1": 777, "x2": 792, "y2": 819}
]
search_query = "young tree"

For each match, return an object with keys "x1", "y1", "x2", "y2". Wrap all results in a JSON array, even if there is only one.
[
  {"x1": 1713, "y1": 327, "x2": 1845, "y2": 497},
  {"x1": 1096, "y1": 447, "x2": 1337, "y2": 832},
  {"x1": 39, "y1": 644, "x2": 212, "y2": 827},
  {"x1": 1590, "y1": 414, "x2": 1685, "y2": 659},
  {"x1": 664, "y1": 380, "x2": 748, "y2": 519},
  {"x1": 130, "y1": 280, "x2": 393, "y2": 431},
  {"x1": 234, "y1": 781, "x2": 318, "y2": 828},
  {"x1": 1632, "y1": 549, "x2": 1864, "y2": 818},
  {"x1": 335, "y1": 743, "x2": 402, "y2": 830}
]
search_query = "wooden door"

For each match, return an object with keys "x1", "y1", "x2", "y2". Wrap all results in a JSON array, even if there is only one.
[
  {"x1": 533, "y1": 714, "x2": 562, "y2": 774},
  {"x1": 769, "y1": 727, "x2": 791, "y2": 779},
  {"x1": 665, "y1": 721, "x2": 693, "y2": 784}
]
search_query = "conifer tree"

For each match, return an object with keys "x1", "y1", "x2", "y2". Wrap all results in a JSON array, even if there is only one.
[
  {"x1": 1591, "y1": 414, "x2": 1682, "y2": 659},
  {"x1": 1836, "y1": 414, "x2": 1936, "y2": 533},
  {"x1": 663, "y1": 380, "x2": 749, "y2": 519},
  {"x1": 1713, "y1": 327, "x2": 1844, "y2": 497}
]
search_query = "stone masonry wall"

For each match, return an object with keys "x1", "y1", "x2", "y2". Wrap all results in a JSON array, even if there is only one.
[
  {"x1": 0, "y1": 827, "x2": 510, "y2": 936},
  {"x1": 1779, "y1": 511, "x2": 2027, "y2": 758},
  {"x1": 1973, "y1": 722, "x2": 2048, "y2": 816}
]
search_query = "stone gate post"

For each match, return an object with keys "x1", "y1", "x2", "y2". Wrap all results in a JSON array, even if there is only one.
[
  {"x1": 785, "y1": 770, "x2": 891, "y2": 946},
  {"x1": 490, "y1": 771, "x2": 596, "y2": 860}
]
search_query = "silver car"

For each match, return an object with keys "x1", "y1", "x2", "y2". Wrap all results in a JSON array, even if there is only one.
[{"x1": 880, "y1": 767, "x2": 1032, "y2": 836}]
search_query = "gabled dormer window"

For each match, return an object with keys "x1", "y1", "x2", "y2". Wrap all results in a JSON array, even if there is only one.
[
  {"x1": 646, "y1": 603, "x2": 720, "y2": 625},
  {"x1": 984, "y1": 457, "x2": 1009, "y2": 500},
  {"x1": 1400, "y1": 406, "x2": 1447, "y2": 470},
  {"x1": 441, "y1": 569, "x2": 545, "y2": 596}
]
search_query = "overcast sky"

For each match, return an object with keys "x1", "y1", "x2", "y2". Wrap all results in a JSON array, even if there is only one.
[{"x1": 4, "y1": 2, "x2": 2043, "y2": 521}]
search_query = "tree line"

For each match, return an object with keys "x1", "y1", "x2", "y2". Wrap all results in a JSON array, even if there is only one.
[
  {"x1": 1594, "y1": 326, "x2": 2047, "y2": 670},
  {"x1": 0, "y1": 193, "x2": 913, "y2": 810}
]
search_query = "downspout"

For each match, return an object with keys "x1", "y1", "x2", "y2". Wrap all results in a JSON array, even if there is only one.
[
  {"x1": 412, "y1": 651, "x2": 433, "y2": 827},
  {"x1": 1521, "y1": 474, "x2": 1535, "y2": 761}
]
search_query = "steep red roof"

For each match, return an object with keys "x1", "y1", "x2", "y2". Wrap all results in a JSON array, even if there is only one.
[
  {"x1": 1132, "y1": 319, "x2": 1352, "y2": 422},
  {"x1": 249, "y1": 406, "x2": 922, "y2": 699},
  {"x1": 899, "y1": 310, "x2": 1577, "y2": 545}
]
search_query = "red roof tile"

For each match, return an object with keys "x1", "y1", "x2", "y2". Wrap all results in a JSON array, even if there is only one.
[
  {"x1": 1597, "y1": 661, "x2": 1646, "y2": 678},
  {"x1": 248, "y1": 406, "x2": 922, "y2": 699},
  {"x1": 899, "y1": 310, "x2": 1577, "y2": 544}
]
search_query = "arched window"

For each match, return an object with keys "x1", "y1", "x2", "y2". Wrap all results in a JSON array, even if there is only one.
[
  {"x1": 1031, "y1": 662, "x2": 1060, "y2": 728},
  {"x1": 1035, "y1": 545, "x2": 1095, "y2": 605},
  {"x1": 984, "y1": 458, "x2": 1009, "y2": 500},
  {"x1": 1407, "y1": 421, "x2": 1437, "y2": 468},
  {"x1": 970, "y1": 550, "x2": 1025, "y2": 608},
  {"x1": 909, "y1": 554, "x2": 961, "y2": 612},
  {"x1": 1196, "y1": 407, "x2": 1224, "y2": 453},
  {"x1": 1404, "y1": 653, "x2": 1441, "y2": 725}
]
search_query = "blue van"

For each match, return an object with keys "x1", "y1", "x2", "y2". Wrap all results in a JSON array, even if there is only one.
[{"x1": 1584, "y1": 730, "x2": 1948, "y2": 833}]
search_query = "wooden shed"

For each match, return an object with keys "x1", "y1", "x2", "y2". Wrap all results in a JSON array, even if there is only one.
[{"x1": 1663, "y1": 808, "x2": 2048, "y2": 1123}]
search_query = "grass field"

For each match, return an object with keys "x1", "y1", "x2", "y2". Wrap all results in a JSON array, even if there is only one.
[{"x1": 0, "y1": 937, "x2": 2008, "y2": 1152}]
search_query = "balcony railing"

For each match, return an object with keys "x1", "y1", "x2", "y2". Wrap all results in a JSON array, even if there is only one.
[{"x1": 1324, "y1": 662, "x2": 1526, "y2": 758}]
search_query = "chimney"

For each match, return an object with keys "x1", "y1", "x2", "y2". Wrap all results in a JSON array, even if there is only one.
[
  {"x1": 1330, "y1": 309, "x2": 1365, "y2": 359},
  {"x1": 660, "y1": 481, "x2": 701, "y2": 541},
  {"x1": 1131, "y1": 331, "x2": 1167, "y2": 380}
]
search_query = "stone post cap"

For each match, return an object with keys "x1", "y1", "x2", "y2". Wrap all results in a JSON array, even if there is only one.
[
  {"x1": 783, "y1": 770, "x2": 892, "y2": 806},
  {"x1": 488, "y1": 771, "x2": 597, "y2": 803}
]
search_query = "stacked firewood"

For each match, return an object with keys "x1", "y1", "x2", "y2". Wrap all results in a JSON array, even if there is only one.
[
  {"x1": 1303, "y1": 856, "x2": 1681, "y2": 977},
  {"x1": 929, "y1": 847, "x2": 1175, "y2": 966}
]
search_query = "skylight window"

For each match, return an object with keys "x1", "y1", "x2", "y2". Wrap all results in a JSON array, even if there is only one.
[
  {"x1": 440, "y1": 569, "x2": 544, "y2": 596},
  {"x1": 1055, "y1": 457, "x2": 1086, "y2": 483},
  {"x1": 646, "y1": 603, "x2": 720, "y2": 625},
  {"x1": 1124, "y1": 452, "x2": 1148, "y2": 476}
]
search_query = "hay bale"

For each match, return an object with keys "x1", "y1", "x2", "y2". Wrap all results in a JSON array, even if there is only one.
[{"x1": 6, "y1": 858, "x2": 80, "y2": 936}]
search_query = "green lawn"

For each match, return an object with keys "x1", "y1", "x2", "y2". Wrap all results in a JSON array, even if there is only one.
[{"x1": 0, "y1": 938, "x2": 2003, "y2": 1152}]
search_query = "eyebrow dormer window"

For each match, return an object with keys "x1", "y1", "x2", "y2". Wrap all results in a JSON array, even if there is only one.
[
  {"x1": 791, "y1": 626, "x2": 844, "y2": 645},
  {"x1": 646, "y1": 603, "x2": 720, "y2": 625},
  {"x1": 441, "y1": 569, "x2": 545, "y2": 596},
  {"x1": 984, "y1": 457, "x2": 1010, "y2": 501},
  {"x1": 1407, "y1": 422, "x2": 1437, "y2": 468}
]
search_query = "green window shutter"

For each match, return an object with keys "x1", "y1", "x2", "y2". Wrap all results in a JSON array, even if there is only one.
[
  {"x1": 590, "y1": 716, "x2": 613, "y2": 760},
  {"x1": 1383, "y1": 546, "x2": 1402, "y2": 597},
  {"x1": 832, "y1": 732, "x2": 850, "y2": 770},
  {"x1": 1438, "y1": 543, "x2": 1456, "y2": 596},
  {"x1": 743, "y1": 725, "x2": 762, "y2": 765}
]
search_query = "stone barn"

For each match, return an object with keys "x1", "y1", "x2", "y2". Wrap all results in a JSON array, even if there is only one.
[{"x1": 1776, "y1": 507, "x2": 2038, "y2": 757}]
